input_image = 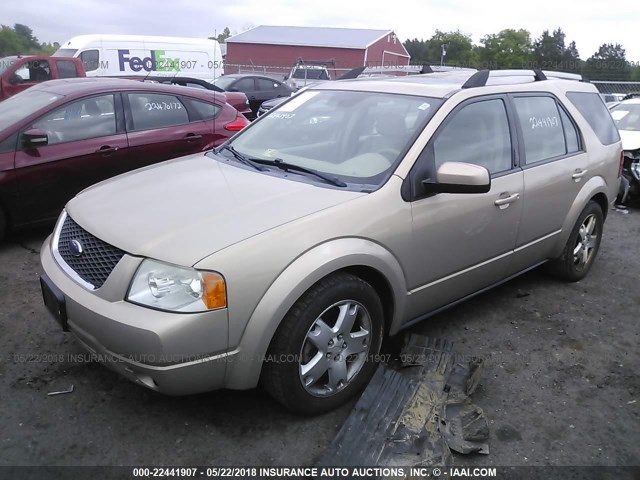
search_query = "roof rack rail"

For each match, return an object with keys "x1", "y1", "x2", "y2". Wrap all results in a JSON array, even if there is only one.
[
  {"x1": 461, "y1": 69, "x2": 582, "y2": 89},
  {"x1": 621, "y1": 92, "x2": 640, "y2": 101}
]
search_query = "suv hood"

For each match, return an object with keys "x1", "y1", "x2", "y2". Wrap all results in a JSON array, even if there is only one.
[
  {"x1": 620, "y1": 130, "x2": 640, "y2": 151},
  {"x1": 66, "y1": 154, "x2": 363, "y2": 266}
]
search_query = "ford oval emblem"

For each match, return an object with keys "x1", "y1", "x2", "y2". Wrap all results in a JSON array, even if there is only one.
[{"x1": 69, "y1": 239, "x2": 84, "y2": 257}]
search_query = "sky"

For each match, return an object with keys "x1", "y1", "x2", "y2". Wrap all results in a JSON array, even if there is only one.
[{"x1": 2, "y1": 0, "x2": 639, "y2": 62}]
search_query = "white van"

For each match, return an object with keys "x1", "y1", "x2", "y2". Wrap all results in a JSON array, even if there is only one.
[{"x1": 53, "y1": 34, "x2": 223, "y2": 81}]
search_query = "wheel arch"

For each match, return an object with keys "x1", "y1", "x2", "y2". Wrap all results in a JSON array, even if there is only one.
[
  {"x1": 223, "y1": 238, "x2": 407, "y2": 390},
  {"x1": 550, "y1": 177, "x2": 611, "y2": 258}
]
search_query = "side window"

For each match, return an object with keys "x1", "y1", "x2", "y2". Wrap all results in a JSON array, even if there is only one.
[
  {"x1": 187, "y1": 99, "x2": 221, "y2": 120},
  {"x1": 14, "y1": 60, "x2": 52, "y2": 83},
  {"x1": 79, "y1": 50, "x2": 100, "y2": 72},
  {"x1": 31, "y1": 94, "x2": 116, "y2": 145},
  {"x1": 257, "y1": 78, "x2": 279, "y2": 91},
  {"x1": 56, "y1": 60, "x2": 77, "y2": 79},
  {"x1": 433, "y1": 99, "x2": 512, "y2": 175},
  {"x1": 566, "y1": 92, "x2": 620, "y2": 145},
  {"x1": 233, "y1": 78, "x2": 255, "y2": 91},
  {"x1": 513, "y1": 96, "x2": 566, "y2": 164},
  {"x1": 127, "y1": 93, "x2": 189, "y2": 131},
  {"x1": 559, "y1": 107, "x2": 580, "y2": 154}
]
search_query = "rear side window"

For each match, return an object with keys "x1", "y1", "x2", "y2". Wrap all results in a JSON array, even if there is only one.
[
  {"x1": 434, "y1": 99, "x2": 512, "y2": 175},
  {"x1": 187, "y1": 99, "x2": 221, "y2": 120},
  {"x1": 513, "y1": 96, "x2": 579, "y2": 164},
  {"x1": 56, "y1": 60, "x2": 77, "y2": 79},
  {"x1": 566, "y1": 92, "x2": 620, "y2": 145},
  {"x1": 257, "y1": 79, "x2": 280, "y2": 91},
  {"x1": 560, "y1": 108, "x2": 580, "y2": 152},
  {"x1": 127, "y1": 93, "x2": 189, "y2": 131},
  {"x1": 234, "y1": 78, "x2": 255, "y2": 91}
]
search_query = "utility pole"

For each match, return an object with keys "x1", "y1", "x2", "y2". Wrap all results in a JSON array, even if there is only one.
[{"x1": 440, "y1": 44, "x2": 447, "y2": 67}]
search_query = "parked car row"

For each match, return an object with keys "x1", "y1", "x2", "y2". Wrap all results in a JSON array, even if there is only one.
[
  {"x1": 38, "y1": 69, "x2": 621, "y2": 415},
  {"x1": 0, "y1": 78, "x2": 248, "y2": 241},
  {"x1": 212, "y1": 74, "x2": 295, "y2": 117}
]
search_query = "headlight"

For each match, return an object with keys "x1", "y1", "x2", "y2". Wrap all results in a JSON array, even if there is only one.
[{"x1": 127, "y1": 259, "x2": 226, "y2": 313}]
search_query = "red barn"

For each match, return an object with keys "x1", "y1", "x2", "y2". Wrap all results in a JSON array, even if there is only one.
[{"x1": 225, "y1": 25, "x2": 410, "y2": 77}]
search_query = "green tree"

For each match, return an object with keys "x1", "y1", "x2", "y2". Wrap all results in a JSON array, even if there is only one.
[
  {"x1": 533, "y1": 28, "x2": 582, "y2": 73},
  {"x1": 478, "y1": 29, "x2": 534, "y2": 69},
  {"x1": 14, "y1": 23, "x2": 39, "y2": 51},
  {"x1": 582, "y1": 43, "x2": 630, "y2": 81},
  {"x1": 404, "y1": 30, "x2": 477, "y2": 67},
  {"x1": 210, "y1": 27, "x2": 231, "y2": 44},
  {"x1": 0, "y1": 25, "x2": 23, "y2": 56},
  {"x1": 404, "y1": 38, "x2": 429, "y2": 64}
]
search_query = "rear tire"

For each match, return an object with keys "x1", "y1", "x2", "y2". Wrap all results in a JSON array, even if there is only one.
[
  {"x1": 547, "y1": 201, "x2": 603, "y2": 282},
  {"x1": 261, "y1": 272, "x2": 384, "y2": 416}
]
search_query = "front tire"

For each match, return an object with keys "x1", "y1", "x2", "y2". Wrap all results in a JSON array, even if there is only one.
[
  {"x1": 261, "y1": 272, "x2": 384, "y2": 415},
  {"x1": 547, "y1": 201, "x2": 603, "y2": 282}
]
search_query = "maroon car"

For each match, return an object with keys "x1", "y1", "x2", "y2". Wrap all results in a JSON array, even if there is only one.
[{"x1": 0, "y1": 77, "x2": 249, "y2": 240}]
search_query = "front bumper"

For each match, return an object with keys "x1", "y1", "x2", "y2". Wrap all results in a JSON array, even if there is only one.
[{"x1": 40, "y1": 236, "x2": 233, "y2": 395}]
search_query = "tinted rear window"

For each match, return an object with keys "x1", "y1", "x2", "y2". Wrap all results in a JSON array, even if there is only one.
[
  {"x1": 56, "y1": 60, "x2": 77, "y2": 78},
  {"x1": 566, "y1": 92, "x2": 620, "y2": 145}
]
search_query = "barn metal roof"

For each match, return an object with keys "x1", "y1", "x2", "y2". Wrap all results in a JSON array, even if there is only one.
[{"x1": 226, "y1": 25, "x2": 394, "y2": 50}]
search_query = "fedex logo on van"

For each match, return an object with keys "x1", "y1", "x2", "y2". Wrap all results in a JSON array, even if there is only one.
[{"x1": 117, "y1": 49, "x2": 181, "y2": 73}]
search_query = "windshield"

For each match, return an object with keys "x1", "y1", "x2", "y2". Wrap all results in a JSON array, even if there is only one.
[
  {"x1": 0, "y1": 56, "x2": 18, "y2": 76},
  {"x1": 610, "y1": 103, "x2": 640, "y2": 131},
  {"x1": 213, "y1": 76, "x2": 239, "y2": 90},
  {"x1": 0, "y1": 89, "x2": 63, "y2": 133},
  {"x1": 292, "y1": 69, "x2": 328, "y2": 80},
  {"x1": 228, "y1": 89, "x2": 442, "y2": 188},
  {"x1": 52, "y1": 48, "x2": 78, "y2": 57}
]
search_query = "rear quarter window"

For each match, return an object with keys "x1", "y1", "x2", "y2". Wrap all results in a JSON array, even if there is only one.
[
  {"x1": 56, "y1": 60, "x2": 78, "y2": 79},
  {"x1": 566, "y1": 92, "x2": 620, "y2": 145}
]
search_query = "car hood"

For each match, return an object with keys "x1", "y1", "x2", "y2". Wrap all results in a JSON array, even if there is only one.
[
  {"x1": 66, "y1": 154, "x2": 364, "y2": 266},
  {"x1": 620, "y1": 130, "x2": 640, "y2": 151}
]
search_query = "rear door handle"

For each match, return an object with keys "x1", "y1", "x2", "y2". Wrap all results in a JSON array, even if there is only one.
[
  {"x1": 494, "y1": 192, "x2": 520, "y2": 209},
  {"x1": 572, "y1": 169, "x2": 588, "y2": 181},
  {"x1": 183, "y1": 134, "x2": 203, "y2": 142},
  {"x1": 96, "y1": 146, "x2": 119, "y2": 156}
]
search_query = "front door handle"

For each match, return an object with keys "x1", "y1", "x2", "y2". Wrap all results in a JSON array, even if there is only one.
[
  {"x1": 494, "y1": 192, "x2": 520, "y2": 209},
  {"x1": 96, "y1": 146, "x2": 119, "y2": 156},
  {"x1": 572, "y1": 169, "x2": 588, "y2": 181}
]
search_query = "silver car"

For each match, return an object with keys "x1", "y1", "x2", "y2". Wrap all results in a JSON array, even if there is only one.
[{"x1": 40, "y1": 70, "x2": 621, "y2": 415}]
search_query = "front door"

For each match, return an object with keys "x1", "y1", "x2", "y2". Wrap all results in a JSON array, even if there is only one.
[
  {"x1": 14, "y1": 93, "x2": 129, "y2": 224},
  {"x1": 403, "y1": 96, "x2": 524, "y2": 322}
]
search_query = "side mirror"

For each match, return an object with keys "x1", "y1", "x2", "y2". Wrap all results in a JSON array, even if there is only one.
[
  {"x1": 23, "y1": 129, "x2": 49, "y2": 149},
  {"x1": 8, "y1": 73, "x2": 22, "y2": 85},
  {"x1": 229, "y1": 87, "x2": 239, "y2": 92},
  {"x1": 423, "y1": 162, "x2": 491, "y2": 194}
]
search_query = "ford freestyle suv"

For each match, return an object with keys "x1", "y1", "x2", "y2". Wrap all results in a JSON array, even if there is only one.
[{"x1": 40, "y1": 69, "x2": 622, "y2": 415}]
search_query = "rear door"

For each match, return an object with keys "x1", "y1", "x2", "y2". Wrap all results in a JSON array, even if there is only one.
[
  {"x1": 123, "y1": 91, "x2": 215, "y2": 167},
  {"x1": 13, "y1": 93, "x2": 129, "y2": 224},
  {"x1": 231, "y1": 78, "x2": 259, "y2": 113},
  {"x1": 508, "y1": 94, "x2": 586, "y2": 270}
]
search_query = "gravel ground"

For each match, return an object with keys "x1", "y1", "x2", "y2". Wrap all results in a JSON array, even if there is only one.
[{"x1": 0, "y1": 204, "x2": 638, "y2": 469}]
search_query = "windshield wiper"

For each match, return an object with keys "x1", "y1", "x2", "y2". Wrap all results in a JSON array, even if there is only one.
[
  {"x1": 216, "y1": 145, "x2": 267, "y2": 171},
  {"x1": 253, "y1": 158, "x2": 347, "y2": 187}
]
